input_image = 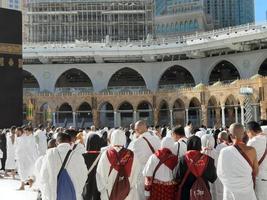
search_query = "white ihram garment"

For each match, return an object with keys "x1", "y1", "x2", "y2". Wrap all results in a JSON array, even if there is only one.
[
  {"x1": 40, "y1": 143, "x2": 87, "y2": 200},
  {"x1": 217, "y1": 146, "x2": 257, "y2": 200},
  {"x1": 128, "y1": 132, "x2": 161, "y2": 200},
  {"x1": 175, "y1": 137, "x2": 187, "y2": 157},
  {"x1": 5, "y1": 133, "x2": 16, "y2": 169},
  {"x1": 15, "y1": 134, "x2": 38, "y2": 181},
  {"x1": 34, "y1": 130, "x2": 47, "y2": 156},
  {"x1": 247, "y1": 135, "x2": 267, "y2": 200}
]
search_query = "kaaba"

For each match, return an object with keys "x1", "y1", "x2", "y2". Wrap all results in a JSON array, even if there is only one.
[{"x1": 0, "y1": 8, "x2": 22, "y2": 128}]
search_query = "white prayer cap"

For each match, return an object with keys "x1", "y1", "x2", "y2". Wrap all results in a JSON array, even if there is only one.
[
  {"x1": 161, "y1": 137, "x2": 176, "y2": 155},
  {"x1": 201, "y1": 134, "x2": 215, "y2": 149},
  {"x1": 110, "y1": 129, "x2": 126, "y2": 147}
]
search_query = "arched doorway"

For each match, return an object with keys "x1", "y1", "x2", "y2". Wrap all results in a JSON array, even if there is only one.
[
  {"x1": 23, "y1": 70, "x2": 40, "y2": 93},
  {"x1": 99, "y1": 102, "x2": 114, "y2": 128},
  {"x1": 118, "y1": 102, "x2": 134, "y2": 128},
  {"x1": 77, "y1": 102, "x2": 92, "y2": 128},
  {"x1": 209, "y1": 61, "x2": 240, "y2": 84},
  {"x1": 159, "y1": 65, "x2": 195, "y2": 89},
  {"x1": 158, "y1": 100, "x2": 170, "y2": 126},
  {"x1": 258, "y1": 58, "x2": 267, "y2": 76},
  {"x1": 36, "y1": 103, "x2": 52, "y2": 126},
  {"x1": 55, "y1": 68, "x2": 93, "y2": 93},
  {"x1": 252, "y1": 98, "x2": 261, "y2": 122},
  {"x1": 207, "y1": 97, "x2": 218, "y2": 128},
  {"x1": 225, "y1": 96, "x2": 241, "y2": 126},
  {"x1": 56, "y1": 103, "x2": 73, "y2": 127},
  {"x1": 137, "y1": 101, "x2": 153, "y2": 126},
  {"x1": 108, "y1": 68, "x2": 147, "y2": 92},
  {"x1": 188, "y1": 98, "x2": 201, "y2": 127},
  {"x1": 173, "y1": 99, "x2": 185, "y2": 126}
]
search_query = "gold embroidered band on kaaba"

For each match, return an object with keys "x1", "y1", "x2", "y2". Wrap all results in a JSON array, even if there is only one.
[{"x1": 0, "y1": 43, "x2": 22, "y2": 55}]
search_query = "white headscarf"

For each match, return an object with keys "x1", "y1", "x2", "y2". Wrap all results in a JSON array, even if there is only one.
[
  {"x1": 161, "y1": 137, "x2": 176, "y2": 155},
  {"x1": 110, "y1": 129, "x2": 126, "y2": 147},
  {"x1": 201, "y1": 134, "x2": 217, "y2": 160},
  {"x1": 201, "y1": 134, "x2": 215, "y2": 149}
]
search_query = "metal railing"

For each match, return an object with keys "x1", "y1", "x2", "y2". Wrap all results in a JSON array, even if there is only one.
[
  {"x1": 54, "y1": 87, "x2": 93, "y2": 94},
  {"x1": 24, "y1": 22, "x2": 267, "y2": 49},
  {"x1": 104, "y1": 86, "x2": 149, "y2": 93},
  {"x1": 23, "y1": 88, "x2": 40, "y2": 94},
  {"x1": 158, "y1": 83, "x2": 195, "y2": 90}
]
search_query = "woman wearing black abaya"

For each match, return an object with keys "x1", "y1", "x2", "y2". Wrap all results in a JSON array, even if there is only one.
[{"x1": 82, "y1": 134, "x2": 102, "y2": 200}]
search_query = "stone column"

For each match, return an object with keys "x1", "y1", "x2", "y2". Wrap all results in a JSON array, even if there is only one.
[
  {"x1": 241, "y1": 105, "x2": 245, "y2": 125},
  {"x1": 221, "y1": 106, "x2": 226, "y2": 128},
  {"x1": 234, "y1": 107, "x2": 239, "y2": 123},
  {"x1": 52, "y1": 112, "x2": 56, "y2": 126},
  {"x1": 170, "y1": 109, "x2": 173, "y2": 128},
  {"x1": 90, "y1": 109, "x2": 98, "y2": 128},
  {"x1": 114, "y1": 111, "x2": 117, "y2": 127},
  {"x1": 254, "y1": 105, "x2": 258, "y2": 122},
  {"x1": 72, "y1": 112, "x2": 76, "y2": 128},
  {"x1": 215, "y1": 108, "x2": 221, "y2": 128},
  {"x1": 185, "y1": 108, "x2": 189, "y2": 124},
  {"x1": 201, "y1": 105, "x2": 208, "y2": 127},
  {"x1": 153, "y1": 109, "x2": 159, "y2": 126},
  {"x1": 133, "y1": 110, "x2": 137, "y2": 123},
  {"x1": 260, "y1": 102, "x2": 266, "y2": 120}
]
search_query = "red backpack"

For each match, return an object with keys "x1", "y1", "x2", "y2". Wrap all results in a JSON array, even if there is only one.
[
  {"x1": 106, "y1": 148, "x2": 134, "y2": 200},
  {"x1": 177, "y1": 153, "x2": 211, "y2": 200}
]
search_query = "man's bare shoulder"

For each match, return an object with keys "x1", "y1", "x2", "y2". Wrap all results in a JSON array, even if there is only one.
[{"x1": 244, "y1": 145, "x2": 256, "y2": 152}]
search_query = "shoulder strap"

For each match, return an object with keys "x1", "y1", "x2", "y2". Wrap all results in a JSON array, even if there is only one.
[
  {"x1": 108, "y1": 148, "x2": 129, "y2": 176},
  {"x1": 72, "y1": 143, "x2": 78, "y2": 150},
  {"x1": 178, "y1": 153, "x2": 205, "y2": 190},
  {"x1": 152, "y1": 154, "x2": 174, "y2": 180},
  {"x1": 234, "y1": 144, "x2": 253, "y2": 168},
  {"x1": 143, "y1": 137, "x2": 155, "y2": 153},
  {"x1": 234, "y1": 144, "x2": 256, "y2": 188},
  {"x1": 177, "y1": 142, "x2": 181, "y2": 157},
  {"x1": 88, "y1": 153, "x2": 101, "y2": 175},
  {"x1": 259, "y1": 141, "x2": 267, "y2": 166},
  {"x1": 57, "y1": 149, "x2": 72, "y2": 178}
]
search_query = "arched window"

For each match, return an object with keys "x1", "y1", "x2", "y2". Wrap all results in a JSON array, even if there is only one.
[
  {"x1": 159, "y1": 65, "x2": 195, "y2": 89},
  {"x1": 209, "y1": 61, "x2": 240, "y2": 84}
]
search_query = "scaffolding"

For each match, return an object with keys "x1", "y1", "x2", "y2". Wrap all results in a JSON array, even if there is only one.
[{"x1": 26, "y1": 0, "x2": 155, "y2": 43}]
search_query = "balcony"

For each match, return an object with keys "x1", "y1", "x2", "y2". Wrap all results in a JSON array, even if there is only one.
[
  {"x1": 23, "y1": 88, "x2": 40, "y2": 94},
  {"x1": 54, "y1": 87, "x2": 93, "y2": 94},
  {"x1": 158, "y1": 83, "x2": 195, "y2": 90}
]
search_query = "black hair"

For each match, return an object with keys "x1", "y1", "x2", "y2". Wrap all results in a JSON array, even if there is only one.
[
  {"x1": 172, "y1": 126, "x2": 185, "y2": 136},
  {"x1": 187, "y1": 136, "x2": 202, "y2": 151},
  {"x1": 187, "y1": 121, "x2": 192, "y2": 126},
  {"x1": 10, "y1": 126, "x2": 16, "y2": 131},
  {"x1": 38, "y1": 124, "x2": 43, "y2": 129},
  {"x1": 56, "y1": 132, "x2": 71, "y2": 144},
  {"x1": 246, "y1": 121, "x2": 262, "y2": 133},
  {"x1": 201, "y1": 125, "x2": 206, "y2": 129},
  {"x1": 125, "y1": 131, "x2": 131, "y2": 138},
  {"x1": 48, "y1": 139, "x2": 57, "y2": 148},
  {"x1": 64, "y1": 129, "x2": 78, "y2": 139},
  {"x1": 258, "y1": 120, "x2": 267, "y2": 126}
]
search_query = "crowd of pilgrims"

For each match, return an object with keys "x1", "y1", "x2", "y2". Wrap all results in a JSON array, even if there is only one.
[{"x1": 0, "y1": 120, "x2": 267, "y2": 200}]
